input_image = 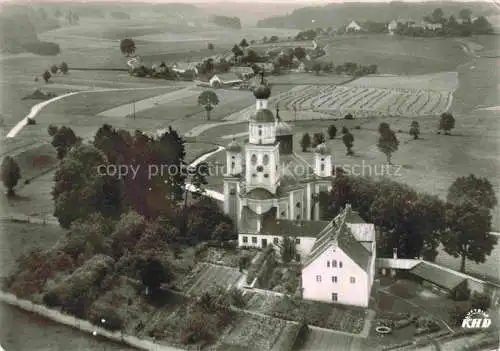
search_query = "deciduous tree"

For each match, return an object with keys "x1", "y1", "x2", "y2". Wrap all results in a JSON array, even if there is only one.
[
  {"x1": 442, "y1": 200, "x2": 496, "y2": 273},
  {"x1": 409, "y1": 121, "x2": 420, "y2": 139},
  {"x1": 377, "y1": 124, "x2": 399, "y2": 164},
  {"x1": 198, "y1": 90, "x2": 219, "y2": 121},
  {"x1": 342, "y1": 128, "x2": 354, "y2": 155},
  {"x1": 279, "y1": 236, "x2": 297, "y2": 264},
  {"x1": 120, "y1": 38, "x2": 136, "y2": 57},
  {"x1": 447, "y1": 174, "x2": 497, "y2": 210},
  {"x1": 327, "y1": 124, "x2": 337, "y2": 139},
  {"x1": 300, "y1": 133, "x2": 311, "y2": 152},
  {"x1": 1, "y1": 156, "x2": 21, "y2": 197},
  {"x1": 439, "y1": 113, "x2": 455, "y2": 135}
]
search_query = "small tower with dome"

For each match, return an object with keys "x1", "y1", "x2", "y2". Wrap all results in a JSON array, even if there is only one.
[
  {"x1": 226, "y1": 137, "x2": 243, "y2": 176},
  {"x1": 314, "y1": 143, "x2": 333, "y2": 178}
]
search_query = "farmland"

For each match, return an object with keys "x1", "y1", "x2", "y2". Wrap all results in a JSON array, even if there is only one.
[{"x1": 322, "y1": 35, "x2": 469, "y2": 75}]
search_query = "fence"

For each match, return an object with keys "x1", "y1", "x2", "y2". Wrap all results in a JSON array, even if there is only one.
[{"x1": 0, "y1": 291, "x2": 187, "y2": 351}]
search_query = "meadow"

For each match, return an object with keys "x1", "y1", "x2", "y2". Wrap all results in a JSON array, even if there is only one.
[{"x1": 322, "y1": 35, "x2": 469, "y2": 75}]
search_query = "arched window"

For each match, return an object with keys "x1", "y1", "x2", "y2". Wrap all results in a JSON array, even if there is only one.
[
  {"x1": 232, "y1": 155, "x2": 236, "y2": 160},
  {"x1": 296, "y1": 202, "x2": 301, "y2": 208},
  {"x1": 263, "y1": 154, "x2": 269, "y2": 165},
  {"x1": 258, "y1": 130, "x2": 262, "y2": 136},
  {"x1": 321, "y1": 158, "x2": 325, "y2": 162},
  {"x1": 320, "y1": 164, "x2": 325, "y2": 172},
  {"x1": 231, "y1": 162, "x2": 235, "y2": 170},
  {"x1": 257, "y1": 165, "x2": 264, "y2": 172},
  {"x1": 251, "y1": 154, "x2": 257, "y2": 165}
]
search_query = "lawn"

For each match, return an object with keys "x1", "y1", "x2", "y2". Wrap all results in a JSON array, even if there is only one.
[
  {"x1": 178, "y1": 262, "x2": 245, "y2": 296},
  {"x1": 321, "y1": 35, "x2": 469, "y2": 75},
  {"x1": 0, "y1": 221, "x2": 66, "y2": 278},
  {"x1": 245, "y1": 293, "x2": 366, "y2": 333}
]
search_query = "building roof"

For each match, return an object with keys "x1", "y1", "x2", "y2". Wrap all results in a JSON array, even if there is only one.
[
  {"x1": 303, "y1": 205, "x2": 372, "y2": 272},
  {"x1": 245, "y1": 188, "x2": 275, "y2": 200},
  {"x1": 250, "y1": 108, "x2": 275, "y2": 123},
  {"x1": 261, "y1": 218, "x2": 331, "y2": 238},
  {"x1": 409, "y1": 262, "x2": 467, "y2": 291}
]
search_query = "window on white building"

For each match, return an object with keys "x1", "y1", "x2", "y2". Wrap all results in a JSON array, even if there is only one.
[
  {"x1": 316, "y1": 275, "x2": 322, "y2": 282},
  {"x1": 242, "y1": 236, "x2": 248, "y2": 243},
  {"x1": 339, "y1": 261, "x2": 343, "y2": 268},
  {"x1": 327, "y1": 261, "x2": 330, "y2": 268},
  {"x1": 295, "y1": 238, "x2": 300, "y2": 244},
  {"x1": 251, "y1": 154, "x2": 257, "y2": 165},
  {"x1": 332, "y1": 293, "x2": 338, "y2": 302},
  {"x1": 350, "y1": 277, "x2": 355, "y2": 284},
  {"x1": 296, "y1": 202, "x2": 301, "y2": 208},
  {"x1": 273, "y1": 237, "x2": 279, "y2": 245},
  {"x1": 264, "y1": 174, "x2": 269, "y2": 178},
  {"x1": 231, "y1": 162, "x2": 235, "y2": 170},
  {"x1": 295, "y1": 254, "x2": 301, "y2": 261},
  {"x1": 332, "y1": 276, "x2": 338, "y2": 283},
  {"x1": 257, "y1": 165, "x2": 264, "y2": 172},
  {"x1": 263, "y1": 155, "x2": 269, "y2": 165},
  {"x1": 332, "y1": 260, "x2": 337, "y2": 268},
  {"x1": 320, "y1": 164, "x2": 325, "y2": 172},
  {"x1": 252, "y1": 237, "x2": 257, "y2": 244}
]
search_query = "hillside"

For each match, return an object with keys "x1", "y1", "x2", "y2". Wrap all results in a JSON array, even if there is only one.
[{"x1": 257, "y1": 1, "x2": 500, "y2": 29}]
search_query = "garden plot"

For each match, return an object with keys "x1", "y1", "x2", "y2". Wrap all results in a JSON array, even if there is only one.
[
  {"x1": 179, "y1": 262, "x2": 245, "y2": 296},
  {"x1": 219, "y1": 313, "x2": 290, "y2": 351},
  {"x1": 301, "y1": 329, "x2": 360, "y2": 351}
]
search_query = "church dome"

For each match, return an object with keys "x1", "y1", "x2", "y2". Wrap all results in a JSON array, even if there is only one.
[
  {"x1": 246, "y1": 188, "x2": 274, "y2": 200},
  {"x1": 227, "y1": 138, "x2": 242, "y2": 152},
  {"x1": 253, "y1": 84, "x2": 271, "y2": 99},
  {"x1": 250, "y1": 108, "x2": 275, "y2": 123},
  {"x1": 315, "y1": 143, "x2": 330, "y2": 155},
  {"x1": 276, "y1": 121, "x2": 293, "y2": 136}
]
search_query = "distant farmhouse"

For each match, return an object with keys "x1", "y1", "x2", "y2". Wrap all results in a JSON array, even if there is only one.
[
  {"x1": 223, "y1": 75, "x2": 376, "y2": 307},
  {"x1": 345, "y1": 20, "x2": 362, "y2": 32}
]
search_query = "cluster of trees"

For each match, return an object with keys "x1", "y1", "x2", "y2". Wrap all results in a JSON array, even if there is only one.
[
  {"x1": 196, "y1": 58, "x2": 231, "y2": 75},
  {"x1": 38, "y1": 61, "x2": 69, "y2": 83},
  {"x1": 262, "y1": 35, "x2": 279, "y2": 44},
  {"x1": 322, "y1": 173, "x2": 497, "y2": 272},
  {"x1": 310, "y1": 61, "x2": 378, "y2": 76},
  {"x1": 299, "y1": 122, "x2": 354, "y2": 156},
  {"x1": 210, "y1": 15, "x2": 241, "y2": 30}
]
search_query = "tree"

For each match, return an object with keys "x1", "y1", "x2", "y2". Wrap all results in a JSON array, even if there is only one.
[
  {"x1": 59, "y1": 62, "x2": 69, "y2": 74},
  {"x1": 231, "y1": 44, "x2": 244, "y2": 63},
  {"x1": 439, "y1": 113, "x2": 455, "y2": 134},
  {"x1": 312, "y1": 132, "x2": 325, "y2": 148},
  {"x1": 447, "y1": 174, "x2": 497, "y2": 210},
  {"x1": 51, "y1": 126, "x2": 79, "y2": 160},
  {"x1": 120, "y1": 38, "x2": 136, "y2": 57},
  {"x1": 431, "y1": 8, "x2": 445, "y2": 23},
  {"x1": 189, "y1": 161, "x2": 209, "y2": 199},
  {"x1": 50, "y1": 64, "x2": 58, "y2": 74},
  {"x1": 207, "y1": 43, "x2": 214, "y2": 50},
  {"x1": 342, "y1": 130, "x2": 354, "y2": 156},
  {"x1": 198, "y1": 90, "x2": 219, "y2": 121},
  {"x1": 459, "y1": 9, "x2": 472, "y2": 23},
  {"x1": 300, "y1": 133, "x2": 311, "y2": 152},
  {"x1": 239, "y1": 38, "x2": 249, "y2": 47},
  {"x1": 312, "y1": 61, "x2": 322, "y2": 75},
  {"x1": 242, "y1": 50, "x2": 261, "y2": 64},
  {"x1": 1, "y1": 156, "x2": 21, "y2": 197},
  {"x1": 409, "y1": 121, "x2": 420, "y2": 139},
  {"x1": 140, "y1": 257, "x2": 172, "y2": 295},
  {"x1": 377, "y1": 124, "x2": 399, "y2": 164},
  {"x1": 269, "y1": 35, "x2": 279, "y2": 43},
  {"x1": 43, "y1": 70, "x2": 51, "y2": 83},
  {"x1": 279, "y1": 236, "x2": 297, "y2": 264},
  {"x1": 47, "y1": 124, "x2": 59, "y2": 137},
  {"x1": 212, "y1": 221, "x2": 236, "y2": 243},
  {"x1": 327, "y1": 124, "x2": 337, "y2": 139},
  {"x1": 293, "y1": 47, "x2": 307, "y2": 61},
  {"x1": 442, "y1": 200, "x2": 496, "y2": 273}
]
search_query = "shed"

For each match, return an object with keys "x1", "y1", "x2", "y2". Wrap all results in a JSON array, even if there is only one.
[{"x1": 409, "y1": 261, "x2": 467, "y2": 296}]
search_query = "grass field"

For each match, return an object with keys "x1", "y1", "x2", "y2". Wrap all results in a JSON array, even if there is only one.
[{"x1": 322, "y1": 35, "x2": 469, "y2": 75}]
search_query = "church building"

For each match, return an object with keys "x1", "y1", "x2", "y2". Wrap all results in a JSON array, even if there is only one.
[{"x1": 222, "y1": 75, "x2": 376, "y2": 307}]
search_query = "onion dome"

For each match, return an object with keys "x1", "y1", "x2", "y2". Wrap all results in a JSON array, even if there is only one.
[
  {"x1": 246, "y1": 188, "x2": 274, "y2": 200},
  {"x1": 253, "y1": 71, "x2": 271, "y2": 99},
  {"x1": 227, "y1": 138, "x2": 242, "y2": 152},
  {"x1": 251, "y1": 109, "x2": 275, "y2": 123},
  {"x1": 315, "y1": 143, "x2": 330, "y2": 155}
]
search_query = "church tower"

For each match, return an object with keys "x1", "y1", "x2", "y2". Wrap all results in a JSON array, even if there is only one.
[
  {"x1": 245, "y1": 72, "x2": 280, "y2": 194},
  {"x1": 223, "y1": 138, "x2": 243, "y2": 220}
]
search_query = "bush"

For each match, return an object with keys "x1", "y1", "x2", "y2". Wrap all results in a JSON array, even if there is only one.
[
  {"x1": 471, "y1": 292, "x2": 491, "y2": 310},
  {"x1": 50, "y1": 64, "x2": 58, "y2": 74},
  {"x1": 26, "y1": 118, "x2": 36, "y2": 125},
  {"x1": 344, "y1": 113, "x2": 354, "y2": 120},
  {"x1": 60, "y1": 62, "x2": 69, "y2": 74},
  {"x1": 43, "y1": 291, "x2": 61, "y2": 307},
  {"x1": 48, "y1": 124, "x2": 59, "y2": 137},
  {"x1": 229, "y1": 288, "x2": 246, "y2": 308},
  {"x1": 238, "y1": 254, "x2": 251, "y2": 271}
]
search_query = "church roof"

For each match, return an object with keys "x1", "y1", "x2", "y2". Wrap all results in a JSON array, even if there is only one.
[
  {"x1": 250, "y1": 108, "x2": 276, "y2": 123},
  {"x1": 245, "y1": 188, "x2": 274, "y2": 200},
  {"x1": 261, "y1": 218, "x2": 331, "y2": 238},
  {"x1": 303, "y1": 205, "x2": 372, "y2": 272}
]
